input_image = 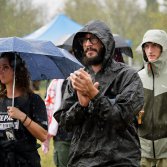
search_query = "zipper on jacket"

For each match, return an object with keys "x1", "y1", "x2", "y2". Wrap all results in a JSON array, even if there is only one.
[{"x1": 149, "y1": 63, "x2": 157, "y2": 167}]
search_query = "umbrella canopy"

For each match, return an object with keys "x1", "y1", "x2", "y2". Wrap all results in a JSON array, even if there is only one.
[
  {"x1": 114, "y1": 34, "x2": 129, "y2": 48},
  {"x1": 0, "y1": 37, "x2": 82, "y2": 80},
  {"x1": 58, "y1": 48, "x2": 83, "y2": 66},
  {"x1": 114, "y1": 34, "x2": 133, "y2": 58},
  {"x1": 56, "y1": 33, "x2": 133, "y2": 58},
  {"x1": 55, "y1": 34, "x2": 73, "y2": 51},
  {"x1": 24, "y1": 14, "x2": 83, "y2": 42}
]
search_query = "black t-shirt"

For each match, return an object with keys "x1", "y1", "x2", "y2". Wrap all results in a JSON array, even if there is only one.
[{"x1": 0, "y1": 93, "x2": 48, "y2": 146}]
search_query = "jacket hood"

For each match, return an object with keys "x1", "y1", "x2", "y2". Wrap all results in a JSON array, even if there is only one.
[
  {"x1": 138, "y1": 29, "x2": 167, "y2": 62},
  {"x1": 140, "y1": 29, "x2": 167, "y2": 51},
  {"x1": 72, "y1": 20, "x2": 115, "y2": 68},
  {"x1": 138, "y1": 29, "x2": 167, "y2": 76}
]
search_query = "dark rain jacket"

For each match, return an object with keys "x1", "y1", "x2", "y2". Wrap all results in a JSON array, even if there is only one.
[
  {"x1": 138, "y1": 30, "x2": 167, "y2": 159},
  {"x1": 56, "y1": 20, "x2": 144, "y2": 167}
]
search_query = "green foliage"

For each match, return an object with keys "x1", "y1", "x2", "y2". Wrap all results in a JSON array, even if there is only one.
[
  {"x1": 0, "y1": 0, "x2": 45, "y2": 37},
  {"x1": 146, "y1": 0, "x2": 159, "y2": 12},
  {"x1": 64, "y1": 0, "x2": 167, "y2": 67},
  {"x1": 64, "y1": 0, "x2": 103, "y2": 24}
]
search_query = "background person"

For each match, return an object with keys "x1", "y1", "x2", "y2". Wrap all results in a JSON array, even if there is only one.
[
  {"x1": 42, "y1": 79, "x2": 72, "y2": 167},
  {"x1": 0, "y1": 52, "x2": 48, "y2": 167},
  {"x1": 55, "y1": 20, "x2": 144, "y2": 167},
  {"x1": 137, "y1": 29, "x2": 167, "y2": 167}
]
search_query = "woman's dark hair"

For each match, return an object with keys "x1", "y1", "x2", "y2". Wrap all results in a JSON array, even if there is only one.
[
  {"x1": 114, "y1": 49, "x2": 124, "y2": 63},
  {"x1": 0, "y1": 52, "x2": 32, "y2": 97}
]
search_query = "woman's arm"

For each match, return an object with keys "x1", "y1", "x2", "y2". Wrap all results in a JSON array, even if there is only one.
[{"x1": 7, "y1": 106, "x2": 48, "y2": 142}]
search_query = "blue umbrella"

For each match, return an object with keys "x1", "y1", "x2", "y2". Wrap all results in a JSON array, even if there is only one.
[{"x1": 0, "y1": 37, "x2": 82, "y2": 80}]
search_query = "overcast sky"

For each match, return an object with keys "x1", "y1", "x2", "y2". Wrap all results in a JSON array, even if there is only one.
[
  {"x1": 32, "y1": 0, "x2": 148, "y2": 19},
  {"x1": 32, "y1": 0, "x2": 164, "y2": 21},
  {"x1": 32, "y1": 0, "x2": 66, "y2": 20}
]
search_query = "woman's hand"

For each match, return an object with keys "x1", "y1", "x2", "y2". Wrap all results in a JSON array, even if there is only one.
[
  {"x1": 7, "y1": 106, "x2": 47, "y2": 142},
  {"x1": 7, "y1": 106, "x2": 26, "y2": 122}
]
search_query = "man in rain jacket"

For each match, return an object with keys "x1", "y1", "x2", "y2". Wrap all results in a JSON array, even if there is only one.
[
  {"x1": 138, "y1": 29, "x2": 167, "y2": 167},
  {"x1": 55, "y1": 20, "x2": 144, "y2": 167}
]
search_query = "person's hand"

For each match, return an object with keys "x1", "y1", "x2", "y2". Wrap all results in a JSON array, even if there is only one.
[
  {"x1": 42, "y1": 134, "x2": 52, "y2": 154},
  {"x1": 76, "y1": 90, "x2": 90, "y2": 107},
  {"x1": 70, "y1": 68, "x2": 99, "y2": 106},
  {"x1": 70, "y1": 70, "x2": 90, "y2": 106},
  {"x1": 138, "y1": 110, "x2": 144, "y2": 125},
  {"x1": 70, "y1": 68, "x2": 99, "y2": 98},
  {"x1": 7, "y1": 106, "x2": 26, "y2": 121}
]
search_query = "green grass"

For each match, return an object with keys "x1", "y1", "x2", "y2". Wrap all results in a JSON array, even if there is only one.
[
  {"x1": 38, "y1": 139, "x2": 56, "y2": 167},
  {"x1": 37, "y1": 81, "x2": 56, "y2": 167}
]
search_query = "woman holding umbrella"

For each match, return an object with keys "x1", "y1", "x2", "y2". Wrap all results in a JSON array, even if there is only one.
[{"x1": 0, "y1": 52, "x2": 48, "y2": 167}]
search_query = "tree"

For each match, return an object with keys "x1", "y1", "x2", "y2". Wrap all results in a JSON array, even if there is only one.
[
  {"x1": 63, "y1": 0, "x2": 167, "y2": 67},
  {"x1": 64, "y1": 0, "x2": 144, "y2": 66},
  {"x1": 145, "y1": 0, "x2": 159, "y2": 12},
  {"x1": 64, "y1": 0, "x2": 103, "y2": 24},
  {"x1": 140, "y1": 0, "x2": 167, "y2": 32},
  {"x1": 159, "y1": 0, "x2": 167, "y2": 12},
  {"x1": 0, "y1": 0, "x2": 45, "y2": 37},
  {"x1": 64, "y1": 0, "x2": 143, "y2": 41}
]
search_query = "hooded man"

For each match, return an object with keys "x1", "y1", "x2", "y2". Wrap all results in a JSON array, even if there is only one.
[
  {"x1": 138, "y1": 29, "x2": 167, "y2": 167},
  {"x1": 55, "y1": 20, "x2": 144, "y2": 167}
]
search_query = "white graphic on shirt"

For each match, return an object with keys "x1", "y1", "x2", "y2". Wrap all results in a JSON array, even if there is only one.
[{"x1": 0, "y1": 112, "x2": 19, "y2": 130}]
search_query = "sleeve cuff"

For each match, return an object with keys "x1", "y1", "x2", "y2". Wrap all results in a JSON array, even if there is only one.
[{"x1": 91, "y1": 92, "x2": 102, "y2": 103}]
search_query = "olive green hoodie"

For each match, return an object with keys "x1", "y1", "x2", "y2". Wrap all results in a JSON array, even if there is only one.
[{"x1": 138, "y1": 29, "x2": 167, "y2": 159}]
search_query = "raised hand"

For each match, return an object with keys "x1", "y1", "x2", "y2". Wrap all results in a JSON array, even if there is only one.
[{"x1": 70, "y1": 68, "x2": 99, "y2": 107}]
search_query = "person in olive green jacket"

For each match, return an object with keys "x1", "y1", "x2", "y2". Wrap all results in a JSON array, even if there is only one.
[{"x1": 138, "y1": 29, "x2": 167, "y2": 167}]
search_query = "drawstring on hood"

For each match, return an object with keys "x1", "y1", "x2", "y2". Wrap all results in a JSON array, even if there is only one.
[{"x1": 72, "y1": 20, "x2": 115, "y2": 69}]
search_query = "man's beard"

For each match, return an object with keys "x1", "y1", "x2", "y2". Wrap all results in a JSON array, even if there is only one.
[{"x1": 83, "y1": 47, "x2": 105, "y2": 66}]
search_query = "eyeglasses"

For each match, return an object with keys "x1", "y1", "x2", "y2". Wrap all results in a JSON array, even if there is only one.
[
  {"x1": 0, "y1": 65, "x2": 11, "y2": 72},
  {"x1": 79, "y1": 36, "x2": 99, "y2": 45}
]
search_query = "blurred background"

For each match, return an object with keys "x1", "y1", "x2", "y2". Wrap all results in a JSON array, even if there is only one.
[
  {"x1": 0, "y1": 0, "x2": 167, "y2": 69},
  {"x1": 1, "y1": 0, "x2": 166, "y2": 166}
]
